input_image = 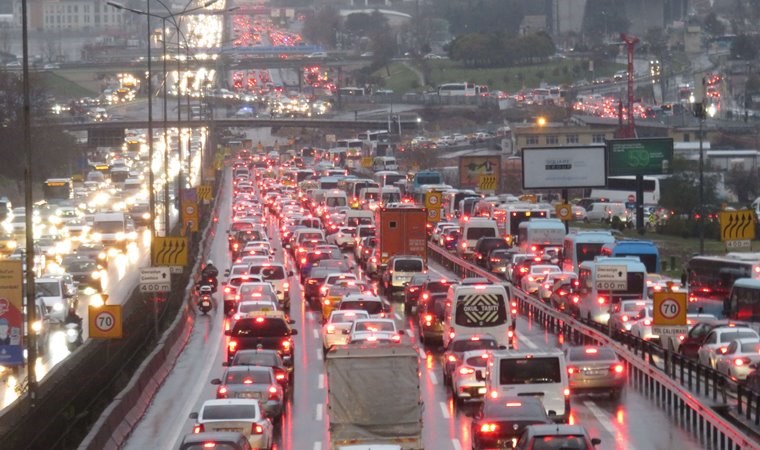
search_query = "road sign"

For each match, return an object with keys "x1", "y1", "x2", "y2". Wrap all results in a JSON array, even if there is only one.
[
  {"x1": 555, "y1": 203, "x2": 572, "y2": 221},
  {"x1": 427, "y1": 207, "x2": 442, "y2": 222},
  {"x1": 594, "y1": 280, "x2": 628, "y2": 290},
  {"x1": 139, "y1": 267, "x2": 171, "y2": 293},
  {"x1": 478, "y1": 175, "x2": 497, "y2": 192},
  {"x1": 89, "y1": 305, "x2": 123, "y2": 339},
  {"x1": 652, "y1": 291, "x2": 687, "y2": 337},
  {"x1": 152, "y1": 237, "x2": 188, "y2": 267},
  {"x1": 197, "y1": 184, "x2": 213, "y2": 202},
  {"x1": 181, "y1": 200, "x2": 199, "y2": 233},
  {"x1": 594, "y1": 265, "x2": 627, "y2": 291},
  {"x1": 726, "y1": 239, "x2": 752, "y2": 250},
  {"x1": 424, "y1": 191, "x2": 442, "y2": 209},
  {"x1": 719, "y1": 210, "x2": 755, "y2": 242}
]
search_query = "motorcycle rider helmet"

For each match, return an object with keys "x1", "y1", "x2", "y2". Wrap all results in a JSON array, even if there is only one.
[{"x1": 206, "y1": 259, "x2": 213, "y2": 266}]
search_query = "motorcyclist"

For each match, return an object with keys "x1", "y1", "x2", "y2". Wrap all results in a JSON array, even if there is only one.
[
  {"x1": 64, "y1": 308, "x2": 83, "y2": 345},
  {"x1": 202, "y1": 259, "x2": 219, "y2": 279}
]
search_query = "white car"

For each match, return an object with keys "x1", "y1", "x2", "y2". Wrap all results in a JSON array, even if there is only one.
[
  {"x1": 450, "y1": 349, "x2": 489, "y2": 405},
  {"x1": 347, "y1": 318, "x2": 403, "y2": 344},
  {"x1": 248, "y1": 262, "x2": 292, "y2": 309},
  {"x1": 537, "y1": 271, "x2": 576, "y2": 301},
  {"x1": 628, "y1": 306, "x2": 657, "y2": 340},
  {"x1": 608, "y1": 299, "x2": 651, "y2": 333},
  {"x1": 189, "y1": 399, "x2": 273, "y2": 449},
  {"x1": 430, "y1": 221, "x2": 456, "y2": 243},
  {"x1": 322, "y1": 309, "x2": 370, "y2": 351},
  {"x1": 714, "y1": 338, "x2": 760, "y2": 380},
  {"x1": 698, "y1": 326, "x2": 760, "y2": 369},
  {"x1": 327, "y1": 227, "x2": 356, "y2": 249},
  {"x1": 520, "y1": 264, "x2": 561, "y2": 294}
]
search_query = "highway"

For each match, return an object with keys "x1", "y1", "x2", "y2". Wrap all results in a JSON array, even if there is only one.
[{"x1": 122, "y1": 167, "x2": 703, "y2": 450}]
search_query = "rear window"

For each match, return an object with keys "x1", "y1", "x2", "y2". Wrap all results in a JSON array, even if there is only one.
[
  {"x1": 467, "y1": 227, "x2": 496, "y2": 240},
  {"x1": 202, "y1": 404, "x2": 258, "y2": 420},
  {"x1": 426, "y1": 281, "x2": 453, "y2": 293},
  {"x1": 250, "y1": 266, "x2": 286, "y2": 279},
  {"x1": 358, "y1": 227, "x2": 376, "y2": 238},
  {"x1": 720, "y1": 330, "x2": 758, "y2": 342},
  {"x1": 464, "y1": 355, "x2": 489, "y2": 367},
  {"x1": 239, "y1": 302, "x2": 275, "y2": 313},
  {"x1": 298, "y1": 232, "x2": 323, "y2": 242},
  {"x1": 394, "y1": 259, "x2": 423, "y2": 272},
  {"x1": 326, "y1": 196, "x2": 346, "y2": 207},
  {"x1": 231, "y1": 351, "x2": 278, "y2": 366},
  {"x1": 531, "y1": 435, "x2": 588, "y2": 450},
  {"x1": 181, "y1": 443, "x2": 241, "y2": 450},
  {"x1": 226, "y1": 370, "x2": 272, "y2": 384},
  {"x1": 354, "y1": 321, "x2": 395, "y2": 332},
  {"x1": 451, "y1": 338, "x2": 498, "y2": 352},
  {"x1": 232, "y1": 318, "x2": 290, "y2": 337},
  {"x1": 499, "y1": 357, "x2": 562, "y2": 384},
  {"x1": 454, "y1": 294, "x2": 508, "y2": 327},
  {"x1": 340, "y1": 300, "x2": 383, "y2": 315},
  {"x1": 479, "y1": 239, "x2": 508, "y2": 252}
]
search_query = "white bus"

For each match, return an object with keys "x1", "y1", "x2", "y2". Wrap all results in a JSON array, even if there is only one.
[
  {"x1": 589, "y1": 176, "x2": 664, "y2": 204},
  {"x1": 437, "y1": 82, "x2": 488, "y2": 97},
  {"x1": 562, "y1": 231, "x2": 616, "y2": 274},
  {"x1": 517, "y1": 218, "x2": 567, "y2": 254},
  {"x1": 576, "y1": 256, "x2": 648, "y2": 324}
]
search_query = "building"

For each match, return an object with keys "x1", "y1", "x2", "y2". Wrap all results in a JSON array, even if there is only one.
[
  {"x1": 511, "y1": 117, "x2": 617, "y2": 154},
  {"x1": 13, "y1": 0, "x2": 126, "y2": 31}
]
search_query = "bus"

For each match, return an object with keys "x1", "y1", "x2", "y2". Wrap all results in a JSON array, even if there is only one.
[
  {"x1": 443, "y1": 190, "x2": 480, "y2": 221},
  {"x1": 562, "y1": 231, "x2": 616, "y2": 274},
  {"x1": 357, "y1": 130, "x2": 389, "y2": 143},
  {"x1": 373, "y1": 171, "x2": 406, "y2": 188},
  {"x1": 726, "y1": 278, "x2": 760, "y2": 324},
  {"x1": 517, "y1": 218, "x2": 566, "y2": 254},
  {"x1": 601, "y1": 240, "x2": 660, "y2": 274},
  {"x1": 685, "y1": 253, "x2": 760, "y2": 318},
  {"x1": 334, "y1": 139, "x2": 364, "y2": 169},
  {"x1": 437, "y1": 82, "x2": 488, "y2": 97},
  {"x1": 589, "y1": 176, "x2": 663, "y2": 205},
  {"x1": 408, "y1": 171, "x2": 443, "y2": 195},
  {"x1": 43, "y1": 178, "x2": 73, "y2": 204},
  {"x1": 577, "y1": 256, "x2": 648, "y2": 324},
  {"x1": 493, "y1": 204, "x2": 550, "y2": 244},
  {"x1": 339, "y1": 87, "x2": 365, "y2": 96}
]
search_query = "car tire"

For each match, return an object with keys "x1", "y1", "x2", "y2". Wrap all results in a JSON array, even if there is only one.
[
  {"x1": 610, "y1": 387, "x2": 623, "y2": 401},
  {"x1": 419, "y1": 332, "x2": 427, "y2": 346}
]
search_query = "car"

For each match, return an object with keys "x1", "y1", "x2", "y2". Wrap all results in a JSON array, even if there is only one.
[
  {"x1": 61, "y1": 256, "x2": 103, "y2": 290},
  {"x1": 537, "y1": 271, "x2": 576, "y2": 302},
  {"x1": 336, "y1": 293, "x2": 389, "y2": 319},
  {"x1": 225, "y1": 311, "x2": 298, "y2": 365},
  {"x1": 628, "y1": 306, "x2": 659, "y2": 341},
  {"x1": 189, "y1": 399, "x2": 274, "y2": 449},
  {"x1": 678, "y1": 319, "x2": 751, "y2": 358},
  {"x1": 473, "y1": 237, "x2": 509, "y2": 267},
  {"x1": 450, "y1": 349, "x2": 490, "y2": 405},
  {"x1": 418, "y1": 278, "x2": 457, "y2": 308},
  {"x1": 442, "y1": 334, "x2": 501, "y2": 386},
  {"x1": 322, "y1": 309, "x2": 370, "y2": 352},
  {"x1": 698, "y1": 325, "x2": 759, "y2": 368},
  {"x1": 247, "y1": 263, "x2": 292, "y2": 310},
  {"x1": 470, "y1": 396, "x2": 552, "y2": 450},
  {"x1": 382, "y1": 255, "x2": 426, "y2": 296},
  {"x1": 564, "y1": 346, "x2": 626, "y2": 399},
  {"x1": 346, "y1": 318, "x2": 404, "y2": 344},
  {"x1": 402, "y1": 274, "x2": 430, "y2": 314},
  {"x1": 430, "y1": 221, "x2": 456, "y2": 243},
  {"x1": 210, "y1": 366, "x2": 285, "y2": 420},
  {"x1": 660, "y1": 313, "x2": 716, "y2": 353},
  {"x1": 178, "y1": 431, "x2": 252, "y2": 450},
  {"x1": 514, "y1": 424, "x2": 601, "y2": 450},
  {"x1": 520, "y1": 264, "x2": 561, "y2": 294},
  {"x1": 486, "y1": 248, "x2": 513, "y2": 275},
  {"x1": 714, "y1": 338, "x2": 760, "y2": 380},
  {"x1": 326, "y1": 226, "x2": 355, "y2": 249},
  {"x1": 225, "y1": 349, "x2": 292, "y2": 391},
  {"x1": 607, "y1": 299, "x2": 651, "y2": 333},
  {"x1": 417, "y1": 292, "x2": 447, "y2": 346}
]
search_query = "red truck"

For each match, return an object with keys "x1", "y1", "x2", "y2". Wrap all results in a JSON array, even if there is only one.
[{"x1": 375, "y1": 206, "x2": 428, "y2": 271}]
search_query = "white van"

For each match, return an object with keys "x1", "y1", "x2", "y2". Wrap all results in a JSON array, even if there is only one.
[
  {"x1": 358, "y1": 187, "x2": 381, "y2": 207},
  {"x1": 481, "y1": 350, "x2": 570, "y2": 422},
  {"x1": 323, "y1": 190, "x2": 348, "y2": 210},
  {"x1": 345, "y1": 210, "x2": 374, "y2": 228},
  {"x1": 442, "y1": 282, "x2": 514, "y2": 349},
  {"x1": 585, "y1": 202, "x2": 630, "y2": 223},
  {"x1": 459, "y1": 218, "x2": 499, "y2": 258},
  {"x1": 372, "y1": 156, "x2": 399, "y2": 172}
]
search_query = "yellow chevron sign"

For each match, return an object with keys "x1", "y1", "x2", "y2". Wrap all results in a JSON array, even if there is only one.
[
  {"x1": 478, "y1": 175, "x2": 497, "y2": 192},
  {"x1": 719, "y1": 210, "x2": 756, "y2": 241},
  {"x1": 197, "y1": 184, "x2": 213, "y2": 201},
  {"x1": 152, "y1": 237, "x2": 188, "y2": 266}
]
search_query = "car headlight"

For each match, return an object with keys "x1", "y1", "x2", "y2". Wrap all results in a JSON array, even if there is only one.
[
  {"x1": 115, "y1": 232, "x2": 125, "y2": 241},
  {"x1": 31, "y1": 320, "x2": 42, "y2": 333},
  {"x1": 92, "y1": 270, "x2": 101, "y2": 280},
  {"x1": 92, "y1": 233, "x2": 102, "y2": 242},
  {"x1": 7, "y1": 241, "x2": 16, "y2": 250},
  {"x1": 142, "y1": 212, "x2": 151, "y2": 220},
  {"x1": 53, "y1": 303, "x2": 64, "y2": 312},
  {"x1": 98, "y1": 251, "x2": 107, "y2": 260}
]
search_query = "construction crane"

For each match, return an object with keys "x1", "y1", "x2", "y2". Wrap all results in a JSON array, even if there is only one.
[{"x1": 620, "y1": 33, "x2": 639, "y2": 139}]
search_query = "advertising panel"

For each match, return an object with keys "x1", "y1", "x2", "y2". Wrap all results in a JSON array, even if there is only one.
[
  {"x1": 0, "y1": 260, "x2": 23, "y2": 365},
  {"x1": 607, "y1": 138, "x2": 674, "y2": 176},
  {"x1": 458, "y1": 155, "x2": 501, "y2": 190},
  {"x1": 521, "y1": 146, "x2": 607, "y2": 189}
]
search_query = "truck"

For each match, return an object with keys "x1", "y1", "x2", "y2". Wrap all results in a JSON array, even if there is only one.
[
  {"x1": 326, "y1": 343, "x2": 422, "y2": 450},
  {"x1": 375, "y1": 206, "x2": 428, "y2": 270},
  {"x1": 92, "y1": 211, "x2": 136, "y2": 251}
]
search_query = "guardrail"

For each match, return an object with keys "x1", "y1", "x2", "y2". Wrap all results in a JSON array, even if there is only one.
[{"x1": 427, "y1": 242, "x2": 760, "y2": 450}]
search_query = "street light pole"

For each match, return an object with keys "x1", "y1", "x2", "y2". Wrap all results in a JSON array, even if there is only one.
[{"x1": 162, "y1": 16, "x2": 170, "y2": 236}]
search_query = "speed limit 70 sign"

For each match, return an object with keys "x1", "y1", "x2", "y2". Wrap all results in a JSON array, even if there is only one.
[
  {"x1": 88, "y1": 305, "x2": 123, "y2": 339},
  {"x1": 652, "y1": 292, "x2": 687, "y2": 326}
]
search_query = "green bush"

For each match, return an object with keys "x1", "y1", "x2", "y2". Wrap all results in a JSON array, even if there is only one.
[{"x1": 656, "y1": 217, "x2": 720, "y2": 239}]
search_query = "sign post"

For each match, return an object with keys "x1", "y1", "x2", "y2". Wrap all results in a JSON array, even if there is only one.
[
  {"x1": 424, "y1": 192, "x2": 443, "y2": 224},
  {"x1": 652, "y1": 292, "x2": 687, "y2": 338}
]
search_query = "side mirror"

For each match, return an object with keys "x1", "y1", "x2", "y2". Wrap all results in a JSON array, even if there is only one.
[
  {"x1": 475, "y1": 370, "x2": 484, "y2": 382},
  {"x1": 288, "y1": 319, "x2": 295, "y2": 325},
  {"x1": 290, "y1": 329, "x2": 298, "y2": 335},
  {"x1": 210, "y1": 378, "x2": 221, "y2": 385},
  {"x1": 342, "y1": 329, "x2": 350, "y2": 335},
  {"x1": 224, "y1": 329, "x2": 232, "y2": 336},
  {"x1": 591, "y1": 438, "x2": 602, "y2": 446},
  {"x1": 224, "y1": 269, "x2": 230, "y2": 277},
  {"x1": 221, "y1": 361, "x2": 230, "y2": 367},
  {"x1": 189, "y1": 412, "x2": 198, "y2": 420}
]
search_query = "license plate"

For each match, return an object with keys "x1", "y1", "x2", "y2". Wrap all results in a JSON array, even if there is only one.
[{"x1": 217, "y1": 427, "x2": 243, "y2": 433}]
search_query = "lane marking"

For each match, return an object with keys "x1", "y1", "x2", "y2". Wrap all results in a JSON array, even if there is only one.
[
  {"x1": 584, "y1": 400, "x2": 639, "y2": 450},
  {"x1": 452, "y1": 438, "x2": 462, "y2": 450},
  {"x1": 439, "y1": 401, "x2": 450, "y2": 419},
  {"x1": 418, "y1": 348, "x2": 426, "y2": 359},
  {"x1": 316, "y1": 348, "x2": 323, "y2": 361},
  {"x1": 313, "y1": 443, "x2": 322, "y2": 450},
  {"x1": 429, "y1": 371, "x2": 438, "y2": 385},
  {"x1": 518, "y1": 334, "x2": 539, "y2": 350},
  {"x1": 313, "y1": 328, "x2": 319, "y2": 339},
  {"x1": 316, "y1": 403, "x2": 323, "y2": 421},
  {"x1": 318, "y1": 373, "x2": 324, "y2": 389},
  {"x1": 406, "y1": 329, "x2": 413, "y2": 337},
  {"x1": 394, "y1": 312, "x2": 402, "y2": 320}
]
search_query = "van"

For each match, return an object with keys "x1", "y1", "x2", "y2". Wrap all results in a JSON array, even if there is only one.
[
  {"x1": 459, "y1": 218, "x2": 499, "y2": 258},
  {"x1": 481, "y1": 350, "x2": 570, "y2": 422},
  {"x1": 442, "y1": 282, "x2": 514, "y2": 349},
  {"x1": 322, "y1": 190, "x2": 348, "y2": 209},
  {"x1": 344, "y1": 210, "x2": 374, "y2": 228},
  {"x1": 382, "y1": 255, "x2": 426, "y2": 295},
  {"x1": 358, "y1": 187, "x2": 380, "y2": 207},
  {"x1": 585, "y1": 202, "x2": 630, "y2": 223},
  {"x1": 372, "y1": 156, "x2": 399, "y2": 172},
  {"x1": 35, "y1": 276, "x2": 73, "y2": 323}
]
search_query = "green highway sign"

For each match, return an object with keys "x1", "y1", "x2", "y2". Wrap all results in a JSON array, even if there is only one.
[{"x1": 607, "y1": 138, "x2": 674, "y2": 176}]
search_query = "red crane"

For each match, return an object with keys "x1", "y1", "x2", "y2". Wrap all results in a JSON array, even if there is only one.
[{"x1": 620, "y1": 33, "x2": 639, "y2": 138}]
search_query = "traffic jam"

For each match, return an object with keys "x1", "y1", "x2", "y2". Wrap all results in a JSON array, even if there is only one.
[{"x1": 176, "y1": 146, "x2": 748, "y2": 450}]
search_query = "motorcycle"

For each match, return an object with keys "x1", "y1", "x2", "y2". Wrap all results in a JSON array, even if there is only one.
[
  {"x1": 198, "y1": 285, "x2": 213, "y2": 314},
  {"x1": 199, "y1": 276, "x2": 218, "y2": 294},
  {"x1": 64, "y1": 322, "x2": 83, "y2": 352}
]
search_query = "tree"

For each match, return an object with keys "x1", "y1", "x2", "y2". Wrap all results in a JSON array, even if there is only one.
[
  {"x1": 659, "y1": 158, "x2": 720, "y2": 212},
  {"x1": 731, "y1": 34, "x2": 759, "y2": 60},
  {"x1": 703, "y1": 12, "x2": 726, "y2": 36},
  {"x1": 725, "y1": 167, "x2": 760, "y2": 203},
  {"x1": 302, "y1": 6, "x2": 341, "y2": 49},
  {"x1": 370, "y1": 27, "x2": 397, "y2": 76}
]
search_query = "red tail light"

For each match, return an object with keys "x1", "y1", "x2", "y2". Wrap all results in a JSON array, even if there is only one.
[
  {"x1": 621, "y1": 315, "x2": 629, "y2": 322},
  {"x1": 228, "y1": 340, "x2": 238, "y2": 352},
  {"x1": 735, "y1": 358, "x2": 751, "y2": 366},
  {"x1": 268, "y1": 385, "x2": 279, "y2": 400},
  {"x1": 568, "y1": 366, "x2": 578, "y2": 375},
  {"x1": 282, "y1": 339, "x2": 291, "y2": 350},
  {"x1": 480, "y1": 423, "x2": 497, "y2": 433},
  {"x1": 193, "y1": 424, "x2": 205, "y2": 433},
  {"x1": 425, "y1": 314, "x2": 433, "y2": 322},
  {"x1": 275, "y1": 372, "x2": 286, "y2": 381},
  {"x1": 612, "y1": 364, "x2": 624, "y2": 374},
  {"x1": 597, "y1": 296, "x2": 605, "y2": 305},
  {"x1": 459, "y1": 367, "x2": 475, "y2": 375},
  {"x1": 252, "y1": 424, "x2": 264, "y2": 434},
  {"x1": 217, "y1": 386, "x2": 228, "y2": 397}
]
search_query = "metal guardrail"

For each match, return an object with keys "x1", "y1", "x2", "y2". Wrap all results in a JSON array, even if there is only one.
[{"x1": 427, "y1": 242, "x2": 760, "y2": 450}]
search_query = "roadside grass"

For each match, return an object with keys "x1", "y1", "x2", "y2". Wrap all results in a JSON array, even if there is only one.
[
  {"x1": 372, "y1": 63, "x2": 421, "y2": 92},
  {"x1": 37, "y1": 71, "x2": 98, "y2": 100}
]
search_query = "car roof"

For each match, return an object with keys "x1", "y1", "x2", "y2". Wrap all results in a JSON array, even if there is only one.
[{"x1": 525, "y1": 424, "x2": 590, "y2": 436}]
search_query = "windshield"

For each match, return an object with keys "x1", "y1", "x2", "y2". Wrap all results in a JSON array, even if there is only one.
[
  {"x1": 232, "y1": 351, "x2": 278, "y2": 366},
  {"x1": 719, "y1": 330, "x2": 758, "y2": 343},
  {"x1": 576, "y1": 243, "x2": 604, "y2": 264},
  {"x1": 326, "y1": 196, "x2": 346, "y2": 207},
  {"x1": 65, "y1": 260, "x2": 97, "y2": 272},
  {"x1": 93, "y1": 220, "x2": 123, "y2": 233},
  {"x1": 499, "y1": 357, "x2": 562, "y2": 384},
  {"x1": 36, "y1": 281, "x2": 61, "y2": 297},
  {"x1": 467, "y1": 227, "x2": 496, "y2": 240}
]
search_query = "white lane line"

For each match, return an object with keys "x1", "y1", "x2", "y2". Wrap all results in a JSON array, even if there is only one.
[
  {"x1": 429, "y1": 371, "x2": 438, "y2": 385},
  {"x1": 406, "y1": 329, "x2": 413, "y2": 337},
  {"x1": 584, "y1": 400, "x2": 639, "y2": 450},
  {"x1": 316, "y1": 348, "x2": 323, "y2": 361},
  {"x1": 452, "y1": 438, "x2": 462, "y2": 450},
  {"x1": 418, "y1": 347, "x2": 426, "y2": 359},
  {"x1": 518, "y1": 334, "x2": 539, "y2": 350},
  {"x1": 318, "y1": 373, "x2": 325, "y2": 389},
  {"x1": 316, "y1": 403, "x2": 323, "y2": 421},
  {"x1": 313, "y1": 328, "x2": 319, "y2": 339},
  {"x1": 439, "y1": 401, "x2": 450, "y2": 419},
  {"x1": 313, "y1": 442, "x2": 322, "y2": 450},
  {"x1": 394, "y1": 312, "x2": 402, "y2": 320}
]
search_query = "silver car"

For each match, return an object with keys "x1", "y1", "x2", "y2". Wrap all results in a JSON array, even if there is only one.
[
  {"x1": 189, "y1": 398, "x2": 274, "y2": 449},
  {"x1": 322, "y1": 309, "x2": 370, "y2": 351},
  {"x1": 450, "y1": 349, "x2": 489, "y2": 406},
  {"x1": 210, "y1": 366, "x2": 285, "y2": 420}
]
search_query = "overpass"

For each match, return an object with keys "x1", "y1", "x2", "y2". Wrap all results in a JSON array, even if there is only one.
[{"x1": 46, "y1": 117, "x2": 422, "y2": 146}]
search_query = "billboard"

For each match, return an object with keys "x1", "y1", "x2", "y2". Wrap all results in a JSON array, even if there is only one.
[
  {"x1": 0, "y1": 260, "x2": 23, "y2": 366},
  {"x1": 458, "y1": 155, "x2": 501, "y2": 191},
  {"x1": 607, "y1": 138, "x2": 674, "y2": 176},
  {"x1": 521, "y1": 146, "x2": 607, "y2": 189}
]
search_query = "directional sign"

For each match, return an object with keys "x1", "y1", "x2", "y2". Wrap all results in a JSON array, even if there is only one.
[
  {"x1": 719, "y1": 210, "x2": 755, "y2": 242},
  {"x1": 139, "y1": 267, "x2": 171, "y2": 293},
  {"x1": 594, "y1": 265, "x2": 627, "y2": 291},
  {"x1": 152, "y1": 237, "x2": 188, "y2": 267},
  {"x1": 89, "y1": 305, "x2": 123, "y2": 339},
  {"x1": 652, "y1": 291, "x2": 687, "y2": 337},
  {"x1": 478, "y1": 175, "x2": 498, "y2": 193}
]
